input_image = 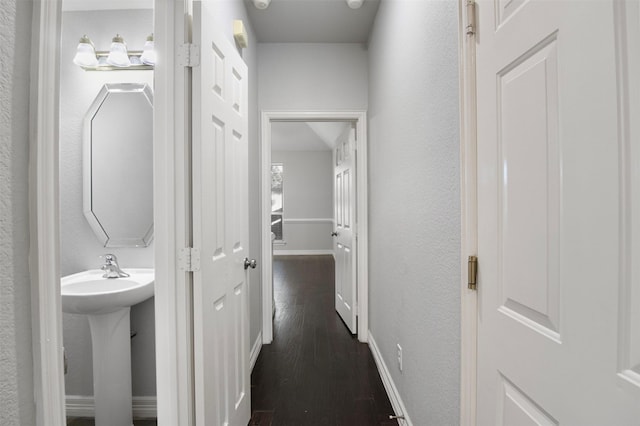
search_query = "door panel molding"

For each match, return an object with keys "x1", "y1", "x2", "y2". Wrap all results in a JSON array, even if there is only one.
[
  {"x1": 615, "y1": 0, "x2": 640, "y2": 392},
  {"x1": 260, "y1": 110, "x2": 369, "y2": 343},
  {"x1": 192, "y1": 2, "x2": 250, "y2": 423}
]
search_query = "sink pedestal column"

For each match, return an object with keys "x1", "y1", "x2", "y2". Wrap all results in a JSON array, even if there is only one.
[{"x1": 88, "y1": 307, "x2": 133, "y2": 426}]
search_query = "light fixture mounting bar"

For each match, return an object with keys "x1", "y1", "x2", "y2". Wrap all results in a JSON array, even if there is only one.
[{"x1": 80, "y1": 50, "x2": 154, "y2": 71}]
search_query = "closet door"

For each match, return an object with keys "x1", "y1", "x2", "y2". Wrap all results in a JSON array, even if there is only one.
[{"x1": 475, "y1": 0, "x2": 640, "y2": 423}]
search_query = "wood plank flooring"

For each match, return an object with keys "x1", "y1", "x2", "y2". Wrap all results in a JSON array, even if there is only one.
[
  {"x1": 66, "y1": 418, "x2": 156, "y2": 425},
  {"x1": 250, "y1": 255, "x2": 397, "y2": 426}
]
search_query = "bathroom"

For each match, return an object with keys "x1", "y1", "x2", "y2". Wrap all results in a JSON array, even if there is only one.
[{"x1": 59, "y1": 1, "x2": 157, "y2": 423}]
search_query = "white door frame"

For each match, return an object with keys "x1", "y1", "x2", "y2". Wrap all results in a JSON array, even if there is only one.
[
  {"x1": 260, "y1": 110, "x2": 369, "y2": 343},
  {"x1": 458, "y1": 0, "x2": 478, "y2": 425},
  {"x1": 29, "y1": 0, "x2": 191, "y2": 424},
  {"x1": 30, "y1": 1, "x2": 65, "y2": 424},
  {"x1": 153, "y1": 0, "x2": 194, "y2": 424}
]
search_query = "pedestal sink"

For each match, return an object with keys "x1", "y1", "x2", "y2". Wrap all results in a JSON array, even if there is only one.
[{"x1": 61, "y1": 269, "x2": 154, "y2": 426}]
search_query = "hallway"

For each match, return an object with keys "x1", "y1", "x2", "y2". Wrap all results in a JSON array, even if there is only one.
[{"x1": 250, "y1": 256, "x2": 397, "y2": 426}]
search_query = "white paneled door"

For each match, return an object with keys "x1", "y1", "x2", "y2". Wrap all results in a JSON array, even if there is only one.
[
  {"x1": 192, "y1": 2, "x2": 250, "y2": 425},
  {"x1": 334, "y1": 124, "x2": 357, "y2": 334},
  {"x1": 476, "y1": 0, "x2": 640, "y2": 424}
]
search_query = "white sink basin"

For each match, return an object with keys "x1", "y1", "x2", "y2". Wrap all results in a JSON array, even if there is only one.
[{"x1": 61, "y1": 268, "x2": 154, "y2": 315}]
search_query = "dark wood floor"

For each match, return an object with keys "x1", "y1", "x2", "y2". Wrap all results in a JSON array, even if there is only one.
[
  {"x1": 250, "y1": 255, "x2": 397, "y2": 426},
  {"x1": 67, "y1": 418, "x2": 156, "y2": 425}
]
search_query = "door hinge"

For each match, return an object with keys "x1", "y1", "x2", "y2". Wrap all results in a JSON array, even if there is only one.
[
  {"x1": 468, "y1": 255, "x2": 478, "y2": 290},
  {"x1": 465, "y1": 0, "x2": 476, "y2": 36},
  {"x1": 179, "y1": 247, "x2": 201, "y2": 272},
  {"x1": 178, "y1": 43, "x2": 200, "y2": 67}
]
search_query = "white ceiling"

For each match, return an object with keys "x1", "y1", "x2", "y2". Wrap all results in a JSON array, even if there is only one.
[
  {"x1": 271, "y1": 121, "x2": 349, "y2": 151},
  {"x1": 63, "y1": 0, "x2": 380, "y2": 43},
  {"x1": 244, "y1": 0, "x2": 380, "y2": 43}
]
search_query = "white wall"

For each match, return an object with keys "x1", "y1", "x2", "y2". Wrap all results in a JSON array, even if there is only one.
[
  {"x1": 59, "y1": 9, "x2": 156, "y2": 397},
  {"x1": 367, "y1": 1, "x2": 461, "y2": 423},
  {"x1": 258, "y1": 43, "x2": 368, "y2": 110},
  {"x1": 0, "y1": 0, "x2": 35, "y2": 424},
  {"x1": 272, "y1": 150, "x2": 333, "y2": 253}
]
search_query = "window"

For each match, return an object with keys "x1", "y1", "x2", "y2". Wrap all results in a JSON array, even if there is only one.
[{"x1": 271, "y1": 163, "x2": 284, "y2": 241}]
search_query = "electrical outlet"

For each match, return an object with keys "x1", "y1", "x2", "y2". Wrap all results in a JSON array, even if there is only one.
[{"x1": 396, "y1": 344, "x2": 403, "y2": 372}]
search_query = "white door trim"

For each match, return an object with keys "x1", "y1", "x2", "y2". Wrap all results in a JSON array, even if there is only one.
[
  {"x1": 29, "y1": 0, "x2": 188, "y2": 424},
  {"x1": 29, "y1": 1, "x2": 66, "y2": 424},
  {"x1": 260, "y1": 110, "x2": 369, "y2": 343},
  {"x1": 153, "y1": 0, "x2": 193, "y2": 425},
  {"x1": 458, "y1": 1, "x2": 478, "y2": 425}
]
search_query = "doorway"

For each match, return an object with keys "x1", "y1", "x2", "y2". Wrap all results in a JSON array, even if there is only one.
[
  {"x1": 270, "y1": 121, "x2": 338, "y2": 257},
  {"x1": 30, "y1": 0, "x2": 172, "y2": 426},
  {"x1": 259, "y1": 111, "x2": 369, "y2": 344},
  {"x1": 60, "y1": 3, "x2": 157, "y2": 425}
]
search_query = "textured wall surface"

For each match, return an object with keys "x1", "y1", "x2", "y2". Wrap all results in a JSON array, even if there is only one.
[
  {"x1": 0, "y1": 0, "x2": 36, "y2": 424},
  {"x1": 258, "y1": 43, "x2": 368, "y2": 111},
  {"x1": 271, "y1": 150, "x2": 333, "y2": 252},
  {"x1": 59, "y1": 9, "x2": 156, "y2": 397},
  {"x1": 367, "y1": 1, "x2": 461, "y2": 423}
]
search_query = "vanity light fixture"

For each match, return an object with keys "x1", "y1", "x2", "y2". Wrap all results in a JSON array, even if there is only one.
[
  {"x1": 73, "y1": 34, "x2": 155, "y2": 71},
  {"x1": 72, "y1": 35, "x2": 99, "y2": 67},
  {"x1": 106, "y1": 34, "x2": 131, "y2": 67},
  {"x1": 139, "y1": 34, "x2": 156, "y2": 66}
]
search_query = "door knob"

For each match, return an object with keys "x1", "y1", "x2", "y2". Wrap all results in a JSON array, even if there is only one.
[
  {"x1": 244, "y1": 257, "x2": 257, "y2": 270},
  {"x1": 331, "y1": 231, "x2": 338, "y2": 237}
]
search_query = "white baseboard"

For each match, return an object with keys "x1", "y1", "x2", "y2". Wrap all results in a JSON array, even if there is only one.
[
  {"x1": 250, "y1": 331, "x2": 263, "y2": 371},
  {"x1": 282, "y1": 217, "x2": 334, "y2": 224},
  {"x1": 65, "y1": 395, "x2": 157, "y2": 419},
  {"x1": 368, "y1": 331, "x2": 413, "y2": 426},
  {"x1": 274, "y1": 249, "x2": 334, "y2": 256}
]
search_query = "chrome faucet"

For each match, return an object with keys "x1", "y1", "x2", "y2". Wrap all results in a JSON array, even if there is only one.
[{"x1": 100, "y1": 254, "x2": 130, "y2": 279}]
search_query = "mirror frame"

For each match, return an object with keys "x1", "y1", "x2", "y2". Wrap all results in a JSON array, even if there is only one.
[{"x1": 83, "y1": 82, "x2": 154, "y2": 247}]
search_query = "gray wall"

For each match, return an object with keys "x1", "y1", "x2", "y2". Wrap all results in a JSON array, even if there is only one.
[
  {"x1": 367, "y1": 1, "x2": 461, "y2": 423},
  {"x1": 271, "y1": 150, "x2": 333, "y2": 253},
  {"x1": 0, "y1": 0, "x2": 36, "y2": 424},
  {"x1": 258, "y1": 43, "x2": 368, "y2": 110},
  {"x1": 59, "y1": 9, "x2": 156, "y2": 397}
]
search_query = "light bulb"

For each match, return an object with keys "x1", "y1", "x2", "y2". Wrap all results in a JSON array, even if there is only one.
[
  {"x1": 140, "y1": 34, "x2": 156, "y2": 66},
  {"x1": 73, "y1": 35, "x2": 98, "y2": 67},
  {"x1": 106, "y1": 34, "x2": 131, "y2": 67},
  {"x1": 253, "y1": 0, "x2": 270, "y2": 9}
]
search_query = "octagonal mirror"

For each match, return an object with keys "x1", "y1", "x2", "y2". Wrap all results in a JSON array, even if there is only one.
[{"x1": 83, "y1": 83, "x2": 153, "y2": 247}]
